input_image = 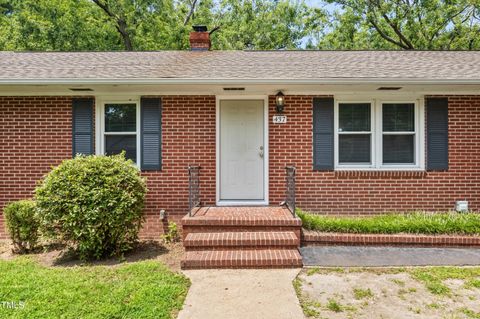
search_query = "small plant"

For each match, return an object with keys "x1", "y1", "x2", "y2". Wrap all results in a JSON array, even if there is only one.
[
  {"x1": 427, "y1": 303, "x2": 441, "y2": 309},
  {"x1": 4, "y1": 200, "x2": 40, "y2": 253},
  {"x1": 35, "y1": 154, "x2": 147, "y2": 261},
  {"x1": 326, "y1": 298, "x2": 343, "y2": 312},
  {"x1": 162, "y1": 221, "x2": 180, "y2": 243},
  {"x1": 353, "y1": 288, "x2": 374, "y2": 300}
]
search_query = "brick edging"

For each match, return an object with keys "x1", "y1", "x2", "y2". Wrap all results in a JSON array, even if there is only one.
[{"x1": 302, "y1": 230, "x2": 480, "y2": 247}]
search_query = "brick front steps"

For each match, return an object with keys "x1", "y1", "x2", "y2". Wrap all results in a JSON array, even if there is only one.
[
  {"x1": 181, "y1": 206, "x2": 303, "y2": 269},
  {"x1": 184, "y1": 231, "x2": 299, "y2": 250},
  {"x1": 303, "y1": 230, "x2": 480, "y2": 248},
  {"x1": 182, "y1": 249, "x2": 302, "y2": 269}
]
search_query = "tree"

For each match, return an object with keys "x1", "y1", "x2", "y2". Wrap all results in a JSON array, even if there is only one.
[
  {"x1": 0, "y1": 0, "x2": 120, "y2": 51},
  {"x1": 91, "y1": 0, "x2": 135, "y2": 50},
  {"x1": 319, "y1": 0, "x2": 480, "y2": 50},
  {"x1": 209, "y1": 0, "x2": 314, "y2": 50}
]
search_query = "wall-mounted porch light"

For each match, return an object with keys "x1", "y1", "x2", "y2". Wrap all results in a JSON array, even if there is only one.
[{"x1": 275, "y1": 91, "x2": 285, "y2": 113}]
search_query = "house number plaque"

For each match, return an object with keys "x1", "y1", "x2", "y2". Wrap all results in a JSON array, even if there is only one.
[{"x1": 273, "y1": 115, "x2": 287, "y2": 124}]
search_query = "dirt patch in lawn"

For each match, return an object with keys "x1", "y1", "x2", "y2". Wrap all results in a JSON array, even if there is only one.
[
  {"x1": 0, "y1": 240, "x2": 184, "y2": 272},
  {"x1": 0, "y1": 240, "x2": 10, "y2": 256},
  {"x1": 296, "y1": 268, "x2": 480, "y2": 319}
]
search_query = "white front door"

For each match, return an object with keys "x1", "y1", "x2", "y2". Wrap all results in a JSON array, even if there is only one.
[{"x1": 219, "y1": 99, "x2": 265, "y2": 201}]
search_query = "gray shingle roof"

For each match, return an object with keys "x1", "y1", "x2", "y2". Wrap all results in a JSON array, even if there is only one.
[{"x1": 1, "y1": 50, "x2": 479, "y2": 83}]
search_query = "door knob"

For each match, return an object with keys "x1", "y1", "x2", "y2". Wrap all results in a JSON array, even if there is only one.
[{"x1": 259, "y1": 146, "x2": 264, "y2": 158}]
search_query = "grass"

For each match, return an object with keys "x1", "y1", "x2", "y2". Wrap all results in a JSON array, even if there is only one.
[
  {"x1": 353, "y1": 288, "x2": 374, "y2": 299},
  {"x1": 293, "y1": 277, "x2": 322, "y2": 318},
  {"x1": 410, "y1": 267, "x2": 480, "y2": 295},
  {"x1": 298, "y1": 210, "x2": 480, "y2": 235},
  {"x1": 460, "y1": 307, "x2": 480, "y2": 319},
  {"x1": 0, "y1": 257, "x2": 190, "y2": 319},
  {"x1": 326, "y1": 298, "x2": 343, "y2": 312}
]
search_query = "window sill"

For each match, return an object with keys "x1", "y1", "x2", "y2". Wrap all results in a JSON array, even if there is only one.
[{"x1": 333, "y1": 169, "x2": 427, "y2": 178}]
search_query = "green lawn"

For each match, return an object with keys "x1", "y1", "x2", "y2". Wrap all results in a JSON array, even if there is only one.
[
  {"x1": 0, "y1": 257, "x2": 190, "y2": 319},
  {"x1": 298, "y1": 210, "x2": 480, "y2": 235}
]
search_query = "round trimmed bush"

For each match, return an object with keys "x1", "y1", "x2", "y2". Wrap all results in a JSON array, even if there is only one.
[
  {"x1": 35, "y1": 154, "x2": 147, "y2": 261},
  {"x1": 4, "y1": 200, "x2": 40, "y2": 253}
]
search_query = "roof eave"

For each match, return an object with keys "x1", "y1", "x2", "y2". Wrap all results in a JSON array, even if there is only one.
[{"x1": 0, "y1": 78, "x2": 480, "y2": 85}]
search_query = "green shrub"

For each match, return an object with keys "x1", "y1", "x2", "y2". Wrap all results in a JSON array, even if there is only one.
[
  {"x1": 35, "y1": 154, "x2": 147, "y2": 261},
  {"x1": 162, "y1": 221, "x2": 180, "y2": 243},
  {"x1": 4, "y1": 200, "x2": 40, "y2": 253}
]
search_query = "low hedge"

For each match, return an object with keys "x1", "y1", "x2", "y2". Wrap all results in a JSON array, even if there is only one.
[
  {"x1": 298, "y1": 210, "x2": 480, "y2": 235},
  {"x1": 3, "y1": 200, "x2": 40, "y2": 253}
]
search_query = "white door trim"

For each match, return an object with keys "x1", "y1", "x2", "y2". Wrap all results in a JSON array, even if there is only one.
[{"x1": 216, "y1": 95, "x2": 269, "y2": 206}]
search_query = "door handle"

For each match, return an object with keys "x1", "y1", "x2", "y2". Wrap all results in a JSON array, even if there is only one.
[{"x1": 259, "y1": 146, "x2": 264, "y2": 158}]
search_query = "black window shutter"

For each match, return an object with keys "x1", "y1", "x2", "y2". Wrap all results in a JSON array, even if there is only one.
[
  {"x1": 140, "y1": 97, "x2": 162, "y2": 170},
  {"x1": 72, "y1": 98, "x2": 94, "y2": 157},
  {"x1": 426, "y1": 97, "x2": 448, "y2": 171},
  {"x1": 313, "y1": 97, "x2": 334, "y2": 170}
]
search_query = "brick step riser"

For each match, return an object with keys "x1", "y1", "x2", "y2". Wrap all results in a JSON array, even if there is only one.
[
  {"x1": 182, "y1": 226, "x2": 301, "y2": 241},
  {"x1": 181, "y1": 247, "x2": 303, "y2": 270},
  {"x1": 184, "y1": 245, "x2": 299, "y2": 251},
  {"x1": 182, "y1": 264, "x2": 302, "y2": 270}
]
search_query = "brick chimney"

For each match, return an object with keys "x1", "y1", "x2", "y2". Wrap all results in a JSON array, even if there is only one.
[{"x1": 190, "y1": 25, "x2": 211, "y2": 51}]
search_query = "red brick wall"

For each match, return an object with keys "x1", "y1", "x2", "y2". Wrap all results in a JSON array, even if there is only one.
[
  {"x1": 1, "y1": 94, "x2": 479, "y2": 239},
  {"x1": 0, "y1": 95, "x2": 217, "y2": 240},
  {"x1": 269, "y1": 95, "x2": 480, "y2": 214},
  {"x1": 0, "y1": 96, "x2": 73, "y2": 239},
  {"x1": 141, "y1": 96, "x2": 216, "y2": 239}
]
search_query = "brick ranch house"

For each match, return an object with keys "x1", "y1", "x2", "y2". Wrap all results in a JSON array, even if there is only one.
[{"x1": 1, "y1": 29, "x2": 479, "y2": 261}]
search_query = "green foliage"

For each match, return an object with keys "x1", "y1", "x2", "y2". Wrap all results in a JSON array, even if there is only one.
[
  {"x1": 0, "y1": 0, "x2": 120, "y2": 51},
  {"x1": 315, "y1": 0, "x2": 480, "y2": 50},
  {"x1": 162, "y1": 221, "x2": 180, "y2": 243},
  {"x1": 2, "y1": 0, "x2": 479, "y2": 51},
  {"x1": 3, "y1": 200, "x2": 40, "y2": 253},
  {"x1": 210, "y1": 0, "x2": 313, "y2": 50},
  {"x1": 0, "y1": 258, "x2": 190, "y2": 319},
  {"x1": 298, "y1": 210, "x2": 480, "y2": 235},
  {"x1": 35, "y1": 154, "x2": 147, "y2": 261},
  {"x1": 0, "y1": 0, "x2": 316, "y2": 51}
]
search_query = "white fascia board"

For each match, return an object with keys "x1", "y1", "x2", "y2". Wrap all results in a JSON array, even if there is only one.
[{"x1": 1, "y1": 78, "x2": 480, "y2": 85}]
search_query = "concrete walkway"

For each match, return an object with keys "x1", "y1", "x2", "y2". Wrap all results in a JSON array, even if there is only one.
[
  {"x1": 301, "y1": 246, "x2": 480, "y2": 267},
  {"x1": 178, "y1": 269, "x2": 304, "y2": 319}
]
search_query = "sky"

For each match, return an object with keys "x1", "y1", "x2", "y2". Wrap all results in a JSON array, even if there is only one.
[{"x1": 305, "y1": 0, "x2": 338, "y2": 13}]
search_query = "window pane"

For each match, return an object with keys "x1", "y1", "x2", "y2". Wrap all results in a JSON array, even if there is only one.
[
  {"x1": 383, "y1": 103, "x2": 414, "y2": 132},
  {"x1": 105, "y1": 135, "x2": 137, "y2": 162},
  {"x1": 339, "y1": 103, "x2": 371, "y2": 132},
  {"x1": 339, "y1": 134, "x2": 371, "y2": 163},
  {"x1": 105, "y1": 104, "x2": 136, "y2": 132},
  {"x1": 383, "y1": 135, "x2": 414, "y2": 164}
]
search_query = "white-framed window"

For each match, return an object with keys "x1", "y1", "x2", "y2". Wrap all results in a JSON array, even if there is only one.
[
  {"x1": 99, "y1": 100, "x2": 141, "y2": 163},
  {"x1": 334, "y1": 99, "x2": 424, "y2": 170}
]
